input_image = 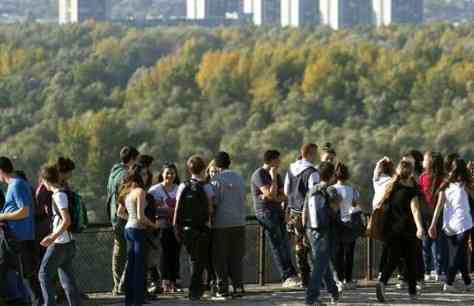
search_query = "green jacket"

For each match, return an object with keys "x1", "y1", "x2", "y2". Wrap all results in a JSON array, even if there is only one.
[{"x1": 106, "y1": 162, "x2": 128, "y2": 226}]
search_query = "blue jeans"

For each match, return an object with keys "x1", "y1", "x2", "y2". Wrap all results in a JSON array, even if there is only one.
[
  {"x1": 124, "y1": 228, "x2": 146, "y2": 306},
  {"x1": 256, "y1": 209, "x2": 296, "y2": 281},
  {"x1": 446, "y1": 231, "x2": 471, "y2": 286},
  {"x1": 38, "y1": 241, "x2": 81, "y2": 306},
  {"x1": 305, "y1": 229, "x2": 338, "y2": 305}
]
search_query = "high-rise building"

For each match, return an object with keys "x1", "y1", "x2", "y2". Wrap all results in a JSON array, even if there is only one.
[
  {"x1": 244, "y1": 0, "x2": 280, "y2": 25},
  {"x1": 59, "y1": 0, "x2": 108, "y2": 24},
  {"x1": 320, "y1": 0, "x2": 371, "y2": 30},
  {"x1": 372, "y1": 0, "x2": 423, "y2": 26},
  {"x1": 281, "y1": 0, "x2": 319, "y2": 27},
  {"x1": 187, "y1": 0, "x2": 242, "y2": 19}
]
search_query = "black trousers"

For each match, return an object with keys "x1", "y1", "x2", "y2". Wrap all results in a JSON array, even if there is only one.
[
  {"x1": 334, "y1": 240, "x2": 356, "y2": 283},
  {"x1": 211, "y1": 227, "x2": 246, "y2": 292},
  {"x1": 380, "y1": 235, "x2": 418, "y2": 295},
  {"x1": 160, "y1": 227, "x2": 181, "y2": 283},
  {"x1": 182, "y1": 228, "x2": 210, "y2": 299}
]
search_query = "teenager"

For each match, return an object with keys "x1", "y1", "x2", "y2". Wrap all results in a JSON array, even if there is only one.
[
  {"x1": 419, "y1": 152, "x2": 446, "y2": 281},
  {"x1": 0, "y1": 157, "x2": 42, "y2": 304},
  {"x1": 173, "y1": 155, "x2": 214, "y2": 300},
  {"x1": 320, "y1": 143, "x2": 336, "y2": 164},
  {"x1": 106, "y1": 146, "x2": 139, "y2": 295},
  {"x1": 149, "y1": 163, "x2": 181, "y2": 293},
  {"x1": 251, "y1": 150, "x2": 299, "y2": 288},
  {"x1": 210, "y1": 152, "x2": 246, "y2": 298},
  {"x1": 333, "y1": 162, "x2": 362, "y2": 290},
  {"x1": 428, "y1": 159, "x2": 474, "y2": 292},
  {"x1": 117, "y1": 164, "x2": 159, "y2": 306},
  {"x1": 284, "y1": 144, "x2": 320, "y2": 287},
  {"x1": 304, "y1": 162, "x2": 342, "y2": 306},
  {"x1": 37, "y1": 165, "x2": 81, "y2": 306},
  {"x1": 376, "y1": 160, "x2": 424, "y2": 302}
]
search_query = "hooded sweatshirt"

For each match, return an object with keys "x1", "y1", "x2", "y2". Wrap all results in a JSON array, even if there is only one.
[
  {"x1": 106, "y1": 163, "x2": 128, "y2": 226},
  {"x1": 284, "y1": 159, "x2": 320, "y2": 211}
]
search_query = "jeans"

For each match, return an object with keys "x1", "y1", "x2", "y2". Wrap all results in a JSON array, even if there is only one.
[
  {"x1": 446, "y1": 231, "x2": 471, "y2": 286},
  {"x1": 305, "y1": 229, "x2": 338, "y2": 305},
  {"x1": 38, "y1": 241, "x2": 81, "y2": 306},
  {"x1": 182, "y1": 227, "x2": 211, "y2": 299},
  {"x1": 112, "y1": 219, "x2": 127, "y2": 293},
  {"x1": 124, "y1": 228, "x2": 146, "y2": 306},
  {"x1": 256, "y1": 209, "x2": 296, "y2": 281}
]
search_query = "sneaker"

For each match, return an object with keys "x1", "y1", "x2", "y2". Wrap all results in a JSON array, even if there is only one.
[
  {"x1": 443, "y1": 284, "x2": 461, "y2": 293},
  {"x1": 336, "y1": 281, "x2": 344, "y2": 293},
  {"x1": 211, "y1": 292, "x2": 229, "y2": 301},
  {"x1": 417, "y1": 281, "x2": 424, "y2": 291},
  {"x1": 424, "y1": 274, "x2": 431, "y2": 282},
  {"x1": 376, "y1": 282, "x2": 386, "y2": 302},
  {"x1": 282, "y1": 276, "x2": 301, "y2": 288},
  {"x1": 343, "y1": 281, "x2": 357, "y2": 290},
  {"x1": 395, "y1": 280, "x2": 407, "y2": 290},
  {"x1": 232, "y1": 286, "x2": 245, "y2": 298},
  {"x1": 465, "y1": 283, "x2": 473, "y2": 292}
]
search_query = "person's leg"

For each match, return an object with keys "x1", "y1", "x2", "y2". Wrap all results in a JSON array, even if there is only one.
[
  {"x1": 257, "y1": 211, "x2": 296, "y2": 281},
  {"x1": 345, "y1": 240, "x2": 356, "y2": 283},
  {"x1": 160, "y1": 228, "x2": 173, "y2": 286},
  {"x1": 57, "y1": 242, "x2": 81, "y2": 306},
  {"x1": 334, "y1": 240, "x2": 345, "y2": 282},
  {"x1": 289, "y1": 211, "x2": 311, "y2": 285},
  {"x1": 112, "y1": 220, "x2": 127, "y2": 294},
  {"x1": 403, "y1": 239, "x2": 418, "y2": 296},
  {"x1": 132, "y1": 229, "x2": 146, "y2": 306},
  {"x1": 18, "y1": 240, "x2": 43, "y2": 303},
  {"x1": 446, "y1": 234, "x2": 461, "y2": 286},
  {"x1": 183, "y1": 229, "x2": 206, "y2": 299},
  {"x1": 212, "y1": 228, "x2": 229, "y2": 294},
  {"x1": 416, "y1": 240, "x2": 425, "y2": 281},
  {"x1": 422, "y1": 237, "x2": 434, "y2": 275},
  {"x1": 380, "y1": 238, "x2": 402, "y2": 286},
  {"x1": 378, "y1": 242, "x2": 388, "y2": 276},
  {"x1": 168, "y1": 228, "x2": 180, "y2": 285},
  {"x1": 38, "y1": 244, "x2": 62, "y2": 306},
  {"x1": 228, "y1": 226, "x2": 246, "y2": 291},
  {"x1": 459, "y1": 233, "x2": 472, "y2": 286},
  {"x1": 305, "y1": 230, "x2": 329, "y2": 305},
  {"x1": 124, "y1": 228, "x2": 134, "y2": 306}
]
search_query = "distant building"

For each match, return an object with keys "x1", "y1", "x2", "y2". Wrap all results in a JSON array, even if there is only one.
[
  {"x1": 372, "y1": 0, "x2": 423, "y2": 26},
  {"x1": 320, "y1": 0, "x2": 371, "y2": 30},
  {"x1": 281, "y1": 0, "x2": 319, "y2": 27},
  {"x1": 187, "y1": 0, "x2": 244, "y2": 19},
  {"x1": 59, "y1": 0, "x2": 108, "y2": 24},
  {"x1": 244, "y1": 0, "x2": 280, "y2": 25}
]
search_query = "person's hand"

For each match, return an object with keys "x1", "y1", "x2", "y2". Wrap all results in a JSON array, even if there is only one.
[
  {"x1": 40, "y1": 235, "x2": 55, "y2": 247},
  {"x1": 428, "y1": 224, "x2": 437, "y2": 240},
  {"x1": 269, "y1": 167, "x2": 278, "y2": 180},
  {"x1": 416, "y1": 228, "x2": 424, "y2": 240}
]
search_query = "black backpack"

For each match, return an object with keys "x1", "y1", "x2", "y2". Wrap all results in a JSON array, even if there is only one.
[{"x1": 174, "y1": 179, "x2": 210, "y2": 229}]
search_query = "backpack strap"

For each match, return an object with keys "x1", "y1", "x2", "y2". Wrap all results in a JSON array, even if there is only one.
[{"x1": 51, "y1": 189, "x2": 73, "y2": 239}]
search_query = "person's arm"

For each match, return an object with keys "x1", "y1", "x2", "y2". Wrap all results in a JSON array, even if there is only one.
[
  {"x1": 0, "y1": 184, "x2": 32, "y2": 221},
  {"x1": 136, "y1": 189, "x2": 158, "y2": 229},
  {"x1": 410, "y1": 197, "x2": 424, "y2": 239},
  {"x1": 257, "y1": 170, "x2": 279, "y2": 201},
  {"x1": 428, "y1": 191, "x2": 446, "y2": 239},
  {"x1": 283, "y1": 172, "x2": 290, "y2": 197}
]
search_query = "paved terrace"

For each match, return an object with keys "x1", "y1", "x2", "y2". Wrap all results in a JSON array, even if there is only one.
[{"x1": 84, "y1": 280, "x2": 474, "y2": 306}]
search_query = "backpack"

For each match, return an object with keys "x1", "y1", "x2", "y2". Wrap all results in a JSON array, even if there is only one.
[
  {"x1": 304, "y1": 184, "x2": 335, "y2": 230},
  {"x1": 174, "y1": 180, "x2": 210, "y2": 229},
  {"x1": 53, "y1": 189, "x2": 88, "y2": 234},
  {"x1": 287, "y1": 167, "x2": 319, "y2": 212}
]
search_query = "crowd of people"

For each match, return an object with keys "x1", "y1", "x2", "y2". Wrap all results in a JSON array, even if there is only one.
[{"x1": 1, "y1": 143, "x2": 474, "y2": 306}]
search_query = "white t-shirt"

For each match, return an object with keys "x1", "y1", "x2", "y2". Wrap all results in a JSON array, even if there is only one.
[
  {"x1": 442, "y1": 182, "x2": 473, "y2": 236},
  {"x1": 149, "y1": 184, "x2": 178, "y2": 203},
  {"x1": 334, "y1": 183, "x2": 361, "y2": 223},
  {"x1": 372, "y1": 174, "x2": 392, "y2": 210},
  {"x1": 52, "y1": 191, "x2": 73, "y2": 244}
]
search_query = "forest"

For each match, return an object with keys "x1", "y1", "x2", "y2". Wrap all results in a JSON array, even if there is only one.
[{"x1": 1, "y1": 22, "x2": 474, "y2": 221}]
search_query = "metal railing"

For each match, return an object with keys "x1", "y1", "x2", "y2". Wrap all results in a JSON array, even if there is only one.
[{"x1": 74, "y1": 214, "x2": 380, "y2": 293}]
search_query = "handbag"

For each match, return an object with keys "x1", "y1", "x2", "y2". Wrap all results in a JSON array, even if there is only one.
[{"x1": 366, "y1": 205, "x2": 386, "y2": 241}]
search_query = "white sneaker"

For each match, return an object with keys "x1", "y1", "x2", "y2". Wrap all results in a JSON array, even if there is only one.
[
  {"x1": 336, "y1": 281, "x2": 344, "y2": 293},
  {"x1": 424, "y1": 274, "x2": 431, "y2": 282},
  {"x1": 443, "y1": 284, "x2": 461, "y2": 293},
  {"x1": 282, "y1": 276, "x2": 301, "y2": 288},
  {"x1": 417, "y1": 281, "x2": 424, "y2": 291},
  {"x1": 396, "y1": 280, "x2": 407, "y2": 289}
]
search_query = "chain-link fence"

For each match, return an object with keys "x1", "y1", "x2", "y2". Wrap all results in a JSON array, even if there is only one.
[{"x1": 74, "y1": 218, "x2": 381, "y2": 293}]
